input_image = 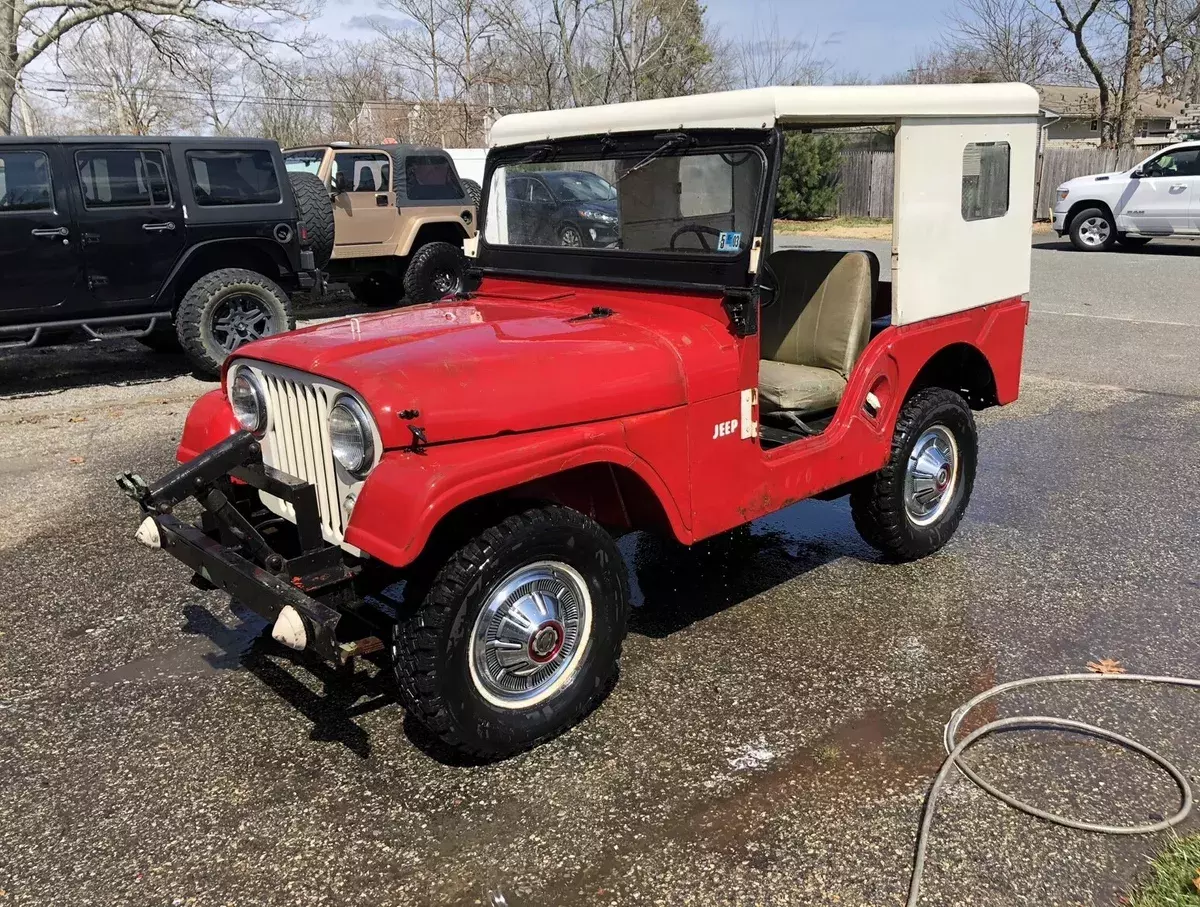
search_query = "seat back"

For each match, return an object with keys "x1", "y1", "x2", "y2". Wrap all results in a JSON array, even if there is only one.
[
  {"x1": 356, "y1": 168, "x2": 377, "y2": 192},
  {"x1": 760, "y1": 249, "x2": 876, "y2": 379}
]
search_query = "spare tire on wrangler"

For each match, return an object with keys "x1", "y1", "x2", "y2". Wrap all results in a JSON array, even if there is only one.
[
  {"x1": 461, "y1": 178, "x2": 482, "y2": 207},
  {"x1": 288, "y1": 172, "x2": 335, "y2": 269}
]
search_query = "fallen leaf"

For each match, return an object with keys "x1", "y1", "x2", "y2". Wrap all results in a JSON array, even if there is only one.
[
  {"x1": 67, "y1": 456, "x2": 85, "y2": 466},
  {"x1": 1087, "y1": 658, "x2": 1126, "y2": 675},
  {"x1": 1193, "y1": 871, "x2": 1200, "y2": 894},
  {"x1": 68, "y1": 416, "x2": 87, "y2": 423}
]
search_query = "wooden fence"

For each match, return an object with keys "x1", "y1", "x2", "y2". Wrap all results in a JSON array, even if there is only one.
[
  {"x1": 836, "y1": 150, "x2": 894, "y2": 218},
  {"x1": 832, "y1": 145, "x2": 1165, "y2": 220}
]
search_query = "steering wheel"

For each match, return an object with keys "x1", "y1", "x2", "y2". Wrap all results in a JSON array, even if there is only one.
[
  {"x1": 757, "y1": 257, "x2": 780, "y2": 308},
  {"x1": 669, "y1": 224, "x2": 722, "y2": 251}
]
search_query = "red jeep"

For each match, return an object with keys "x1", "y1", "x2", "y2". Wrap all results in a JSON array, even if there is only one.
[{"x1": 121, "y1": 84, "x2": 1038, "y2": 759}]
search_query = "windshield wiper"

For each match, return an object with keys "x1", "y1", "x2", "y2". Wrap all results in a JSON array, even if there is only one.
[
  {"x1": 516, "y1": 142, "x2": 558, "y2": 165},
  {"x1": 617, "y1": 132, "x2": 693, "y2": 182}
]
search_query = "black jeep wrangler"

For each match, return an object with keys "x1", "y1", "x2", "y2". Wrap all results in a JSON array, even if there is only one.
[{"x1": 0, "y1": 136, "x2": 334, "y2": 378}]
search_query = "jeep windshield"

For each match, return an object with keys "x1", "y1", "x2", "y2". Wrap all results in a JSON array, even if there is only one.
[{"x1": 483, "y1": 143, "x2": 766, "y2": 259}]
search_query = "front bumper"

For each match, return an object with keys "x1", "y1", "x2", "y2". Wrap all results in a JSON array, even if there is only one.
[
  {"x1": 118, "y1": 431, "x2": 367, "y2": 663},
  {"x1": 1052, "y1": 209, "x2": 1067, "y2": 233}
]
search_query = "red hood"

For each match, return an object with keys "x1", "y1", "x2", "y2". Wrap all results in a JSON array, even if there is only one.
[{"x1": 232, "y1": 283, "x2": 707, "y2": 448}]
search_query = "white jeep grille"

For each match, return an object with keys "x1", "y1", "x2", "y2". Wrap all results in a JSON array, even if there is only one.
[{"x1": 234, "y1": 361, "x2": 375, "y2": 551}]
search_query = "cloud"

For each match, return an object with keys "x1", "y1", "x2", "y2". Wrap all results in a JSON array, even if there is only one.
[{"x1": 346, "y1": 14, "x2": 408, "y2": 31}]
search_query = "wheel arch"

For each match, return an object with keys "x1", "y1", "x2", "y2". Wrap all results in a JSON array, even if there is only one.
[
  {"x1": 346, "y1": 440, "x2": 691, "y2": 568},
  {"x1": 906, "y1": 342, "x2": 999, "y2": 411},
  {"x1": 158, "y1": 239, "x2": 289, "y2": 310},
  {"x1": 404, "y1": 218, "x2": 470, "y2": 254},
  {"x1": 1064, "y1": 198, "x2": 1115, "y2": 231}
]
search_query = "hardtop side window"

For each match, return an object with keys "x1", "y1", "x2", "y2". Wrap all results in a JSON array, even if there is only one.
[
  {"x1": 0, "y1": 150, "x2": 54, "y2": 213},
  {"x1": 187, "y1": 149, "x2": 281, "y2": 206},
  {"x1": 76, "y1": 148, "x2": 171, "y2": 209},
  {"x1": 404, "y1": 154, "x2": 464, "y2": 201},
  {"x1": 332, "y1": 152, "x2": 391, "y2": 193},
  {"x1": 961, "y1": 141, "x2": 1010, "y2": 222}
]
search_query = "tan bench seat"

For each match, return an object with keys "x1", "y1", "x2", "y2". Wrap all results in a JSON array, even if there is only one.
[{"x1": 759, "y1": 249, "x2": 875, "y2": 416}]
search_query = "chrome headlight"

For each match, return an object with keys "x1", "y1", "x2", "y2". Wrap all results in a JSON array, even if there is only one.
[
  {"x1": 230, "y1": 369, "x2": 267, "y2": 435},
  {"x1": 329, "y1": 396, "x2": 375, "y2": 477}
]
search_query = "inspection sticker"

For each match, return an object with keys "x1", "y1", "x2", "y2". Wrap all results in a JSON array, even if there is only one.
[{"x1": 717, "y1": 231, "x2": 742, "y2": 252}]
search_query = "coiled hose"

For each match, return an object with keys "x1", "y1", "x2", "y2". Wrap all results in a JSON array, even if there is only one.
[{"x1": 908, "y1": 673, "x2": 1200, "y2": 907}]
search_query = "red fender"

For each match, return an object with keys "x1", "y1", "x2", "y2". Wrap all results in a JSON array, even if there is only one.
[{"x1": 345, "y1": 413, "x2": 691, "y2": 567}]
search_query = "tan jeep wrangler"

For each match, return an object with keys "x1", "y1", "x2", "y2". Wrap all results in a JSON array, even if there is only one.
[{"x1": 283, "y1": 143, "x2": 478, "y2": 307}]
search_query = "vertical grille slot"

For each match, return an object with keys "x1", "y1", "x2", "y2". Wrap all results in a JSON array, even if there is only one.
[{"x1": 252, "y1": 366, "x2": 347, "y2": 544}]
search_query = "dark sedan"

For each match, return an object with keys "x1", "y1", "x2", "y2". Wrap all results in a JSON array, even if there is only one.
[{"x1": 505, "y1": 170, "x2": 619, "y2": 247}]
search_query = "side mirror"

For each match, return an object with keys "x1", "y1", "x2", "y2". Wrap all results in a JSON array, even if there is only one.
[{"x1": 1131, "y1": 168, "x2": 1145, "y2": 178}]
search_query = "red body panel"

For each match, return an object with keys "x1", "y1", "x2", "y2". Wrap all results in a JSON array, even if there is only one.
[
  {"x1": 179, "y1": 275, "x2": 1028, "y2": 567},
  {"x1": 178, "y1": 388, "x2": 241, "y2": 461},
  {"x1": 231, "y1": 278, "x2": 738, "y2": 449}
]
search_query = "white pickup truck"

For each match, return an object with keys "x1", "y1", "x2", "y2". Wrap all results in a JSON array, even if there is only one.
[{"x1": 1053, "y1": 141, "x2": 1200, "y2": 251}]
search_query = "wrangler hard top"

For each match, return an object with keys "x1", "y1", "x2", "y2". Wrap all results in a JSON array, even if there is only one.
[
  {"x1": 283, "y1": 143, "x2": 476, "y2": 307},
  {"x1": 122, "y1": 83, "x2": 1038, "y2": 759},
  {"x1": 1, "y1": 135, "x2": 328, "y2": 377}
]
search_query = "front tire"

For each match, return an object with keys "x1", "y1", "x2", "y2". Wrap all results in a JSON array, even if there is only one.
[
  {"x1": 559, "y1": 224, "x2": 584, "y2": 247},
  {"x1": 403, "y1": 241, "x2": 466, "y2": 304},
  {"x1": 850, "y1": 388, "x2": 977, "y2": 562},
  {"x1": 392, "y1": 505, "x2": 629, "y2": 759},
  {"x1": 1069, "y1": 207, "x2": 1116, "y2": 252},
  {"x1": 176, "y1": 269, "x2": 294, "y2": 380}
]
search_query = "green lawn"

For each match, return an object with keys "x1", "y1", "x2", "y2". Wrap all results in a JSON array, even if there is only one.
[{"x1": 1127, "y1": 835, "x2": 1200, "y2": 907}]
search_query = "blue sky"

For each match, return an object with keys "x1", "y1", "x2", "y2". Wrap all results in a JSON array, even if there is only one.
[{"x1": 319, "y1": 0, "x2": 951, "y2": 82}]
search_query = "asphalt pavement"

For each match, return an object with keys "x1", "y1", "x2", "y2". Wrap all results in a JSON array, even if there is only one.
[{"x1": 1, "y1": 242, "x2": 1198, "y2": 907}]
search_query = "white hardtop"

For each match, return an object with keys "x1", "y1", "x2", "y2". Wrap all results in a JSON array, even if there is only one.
[{"x1": 489, "y1": 83, "x2": 1040, "y2": 147}]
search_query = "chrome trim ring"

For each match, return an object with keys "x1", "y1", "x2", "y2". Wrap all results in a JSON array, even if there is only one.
[
  {"x1": 468, "y1": 561, "x2": 593, "y2": 710},
  {"x1": 1077, "y1": 216, "x2": 1111, "y2": 247},
  {"x1": 905, "y1": 425, "x2": 960, "y2": 527}
]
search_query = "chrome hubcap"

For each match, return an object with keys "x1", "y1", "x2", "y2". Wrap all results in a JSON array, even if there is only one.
[
  {"x1": 469, "y1": 561, "x2": 592, "y2": 709},
  {"x1": 1078, "y1": 216, "x2": 1111, "y2": 246},
  {"x1": 905, "y1": 425, "x2": 960, "y2": 527},
  {"x1": 211, "y1": 295, "x2": 275, "y2": 353}
]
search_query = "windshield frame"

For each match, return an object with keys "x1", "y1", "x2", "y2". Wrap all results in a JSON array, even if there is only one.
[{"x1": 478, "y1": 129, "x2": 778, "y2": 292}]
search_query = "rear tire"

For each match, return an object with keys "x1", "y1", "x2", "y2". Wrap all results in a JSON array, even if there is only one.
[
  {"x1": 392, "y1": 505, "x2": 629, "y2": 760},
  {"x1": 1068, "y1": 207, "x2": 1116, "y2": 252},
  {"x1": 176, "y1": 269, "x2": 294, "y2": 380},
  {"x1": 850, "y1": 388, "x2": 977, "y2": 562},
  {"x1": 461, "y1": 178, "x2": 482, "y2": 207},
  {"x1": 348, "y1": 273, "x2": 403, "y2": 308},
  {"x1": 288, "y1": 172, "x2": 335, "y2": 269},
  {"x1": 403, "y1": 241, "x2": 466, "y2": 304}
]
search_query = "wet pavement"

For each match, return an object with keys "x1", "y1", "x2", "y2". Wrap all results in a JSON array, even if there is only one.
[{"x1": 1, "y1": 257, "x2": 1199, "y2": 906}]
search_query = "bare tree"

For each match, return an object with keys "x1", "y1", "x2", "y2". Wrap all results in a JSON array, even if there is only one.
[
  {"x1": 723, "y1": 13, "x2": 833, "y2": 88},
  {"x1": 1047, "y1": 0, "x2": 1119, "y2": 145},
  {"x1": 948, "y1": 0, "x2": 1068, "y2": 82},
  {"x1": 0, "y1": 0, "x2": 318, "y2": 134},
  {"x1": 175, "y1": 34, "x2": 248, "y2": 135},
  {"x1": 319, "y1": 42, "x2": 396, "y2": 141},
  {"x1": 57, "y1": 16, "x2": 185, "y2": 134}
]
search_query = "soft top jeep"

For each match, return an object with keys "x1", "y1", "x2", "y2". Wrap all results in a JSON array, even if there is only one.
[
  {"x1": 283, "y1": 143, "x2": 477, "y2": 307},
  {"x1": 122, "y1": 83, "x2": 1038, "y2": 759},
  {"x1": 0, "y1": 135, "x2": 330, "y2": 378}
]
